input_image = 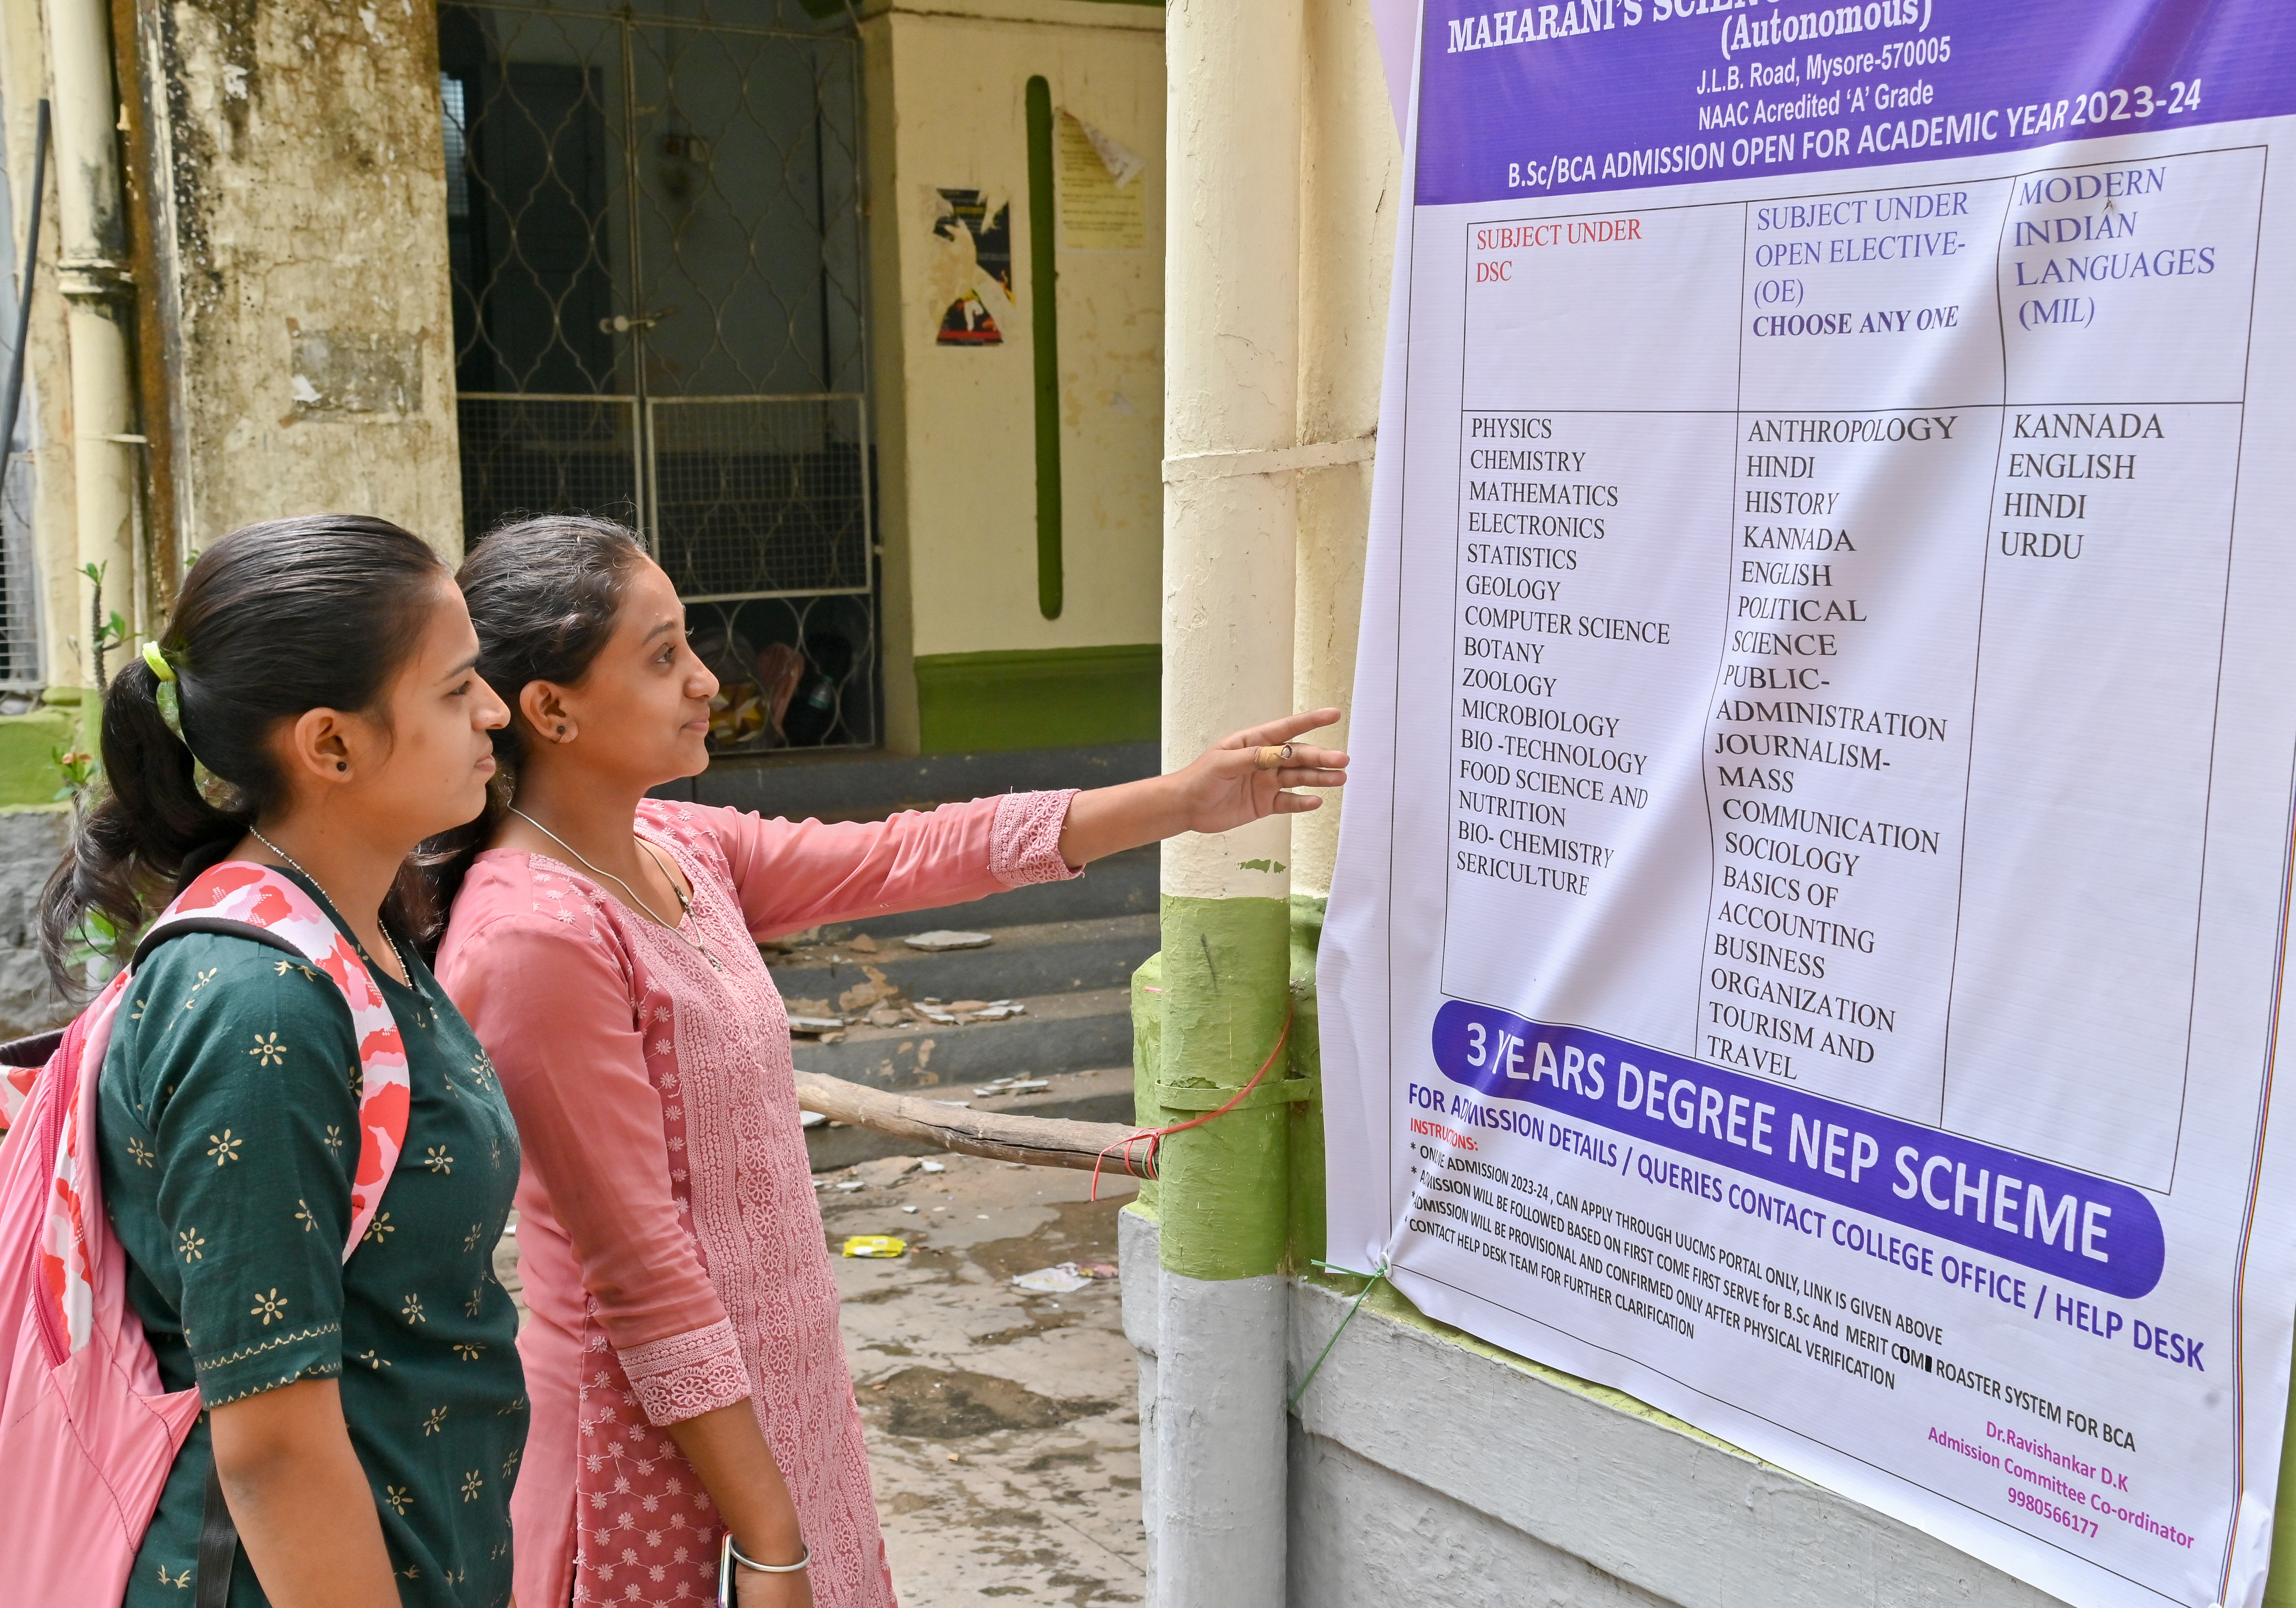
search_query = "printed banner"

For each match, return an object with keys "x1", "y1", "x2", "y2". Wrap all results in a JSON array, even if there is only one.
[{"x1": 1317, "y1": 4, "x2": 2296, "y2": 1605}]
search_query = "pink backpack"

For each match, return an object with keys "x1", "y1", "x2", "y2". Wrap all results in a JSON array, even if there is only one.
[{"x1": 0, "y1": 863, "x2": 410, "y2": 1606}]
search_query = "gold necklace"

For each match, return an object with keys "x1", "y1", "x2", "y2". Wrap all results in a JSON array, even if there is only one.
[
  {"x1": 507, "y1": 808, "x2": 722, "y2": 971},
  {"x1": 247, "y1": 825, "x2": 413, "y2": 987}
]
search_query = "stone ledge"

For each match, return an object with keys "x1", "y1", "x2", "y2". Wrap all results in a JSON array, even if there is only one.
[
  {"x1": 1118, "y1": 1208, "x2": 2053, "y2": 1608},
  {"x1": 0, "y1": 708, "x2": 77, "y2": 809},
  {"x1": 858, "y1": 0, "x2": 1165, "y2": 32}
]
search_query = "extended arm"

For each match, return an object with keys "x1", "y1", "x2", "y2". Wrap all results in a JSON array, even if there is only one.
[
  {"x1": 707, "y1": 708, "x2": 1349, "y2": 938},
  {"x1": 1055, "y1": 707, "x2": 1349, "y2": 866}
]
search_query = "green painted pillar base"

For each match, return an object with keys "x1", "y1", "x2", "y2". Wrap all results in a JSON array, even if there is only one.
[
  {"x1": 1136, "y1": 894, "x2": 1292, "y2": 1282},
  {"x1": 1129, "y1": 951, "x2": 1164, "y2": 1219},
  {"x1": 2268, "y1": 1376, "x2": 2296, "y2": 1606},
  {"x1": 1287, "y1": 894, "x2": 1328, "y2": 1273},
  {"x1": 1128, "y1": 895, "x2": 1334, "y2": 1279}
]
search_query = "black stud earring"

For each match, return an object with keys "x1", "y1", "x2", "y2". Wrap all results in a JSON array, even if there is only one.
[
  {"x1": 557, "y1": 725, "x2": 567, "y2": 737},
  {"x1": 336, "y1": 761, "x2": 348, "y2": 772}
]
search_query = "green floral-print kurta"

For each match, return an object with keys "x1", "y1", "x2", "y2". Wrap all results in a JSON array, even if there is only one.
[{"x1": 98, "y1": 872, "x2": 528, "y2": 1608}]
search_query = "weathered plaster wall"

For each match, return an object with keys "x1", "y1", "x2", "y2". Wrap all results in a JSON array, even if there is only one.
[
  {"x1": 138, "y1": 0, "x2": 463, "y2": 557},
  {"x1": 859, "y1": 0, "x2": 1164, "y2": 750}
]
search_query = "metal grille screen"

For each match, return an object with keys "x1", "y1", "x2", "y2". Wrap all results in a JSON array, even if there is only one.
[
  {"x1": 441, "y1": 0, "x2": 875, "y2": 750},
  {"x1": 649, "y1": 396, "x2": 868, "y2": 600},
  {"x1": 0, "y1": 464, "x2": 42, "y2": 692},
  {"x1": 457, "y1": 394, "x2": 642, "y2": 537}
]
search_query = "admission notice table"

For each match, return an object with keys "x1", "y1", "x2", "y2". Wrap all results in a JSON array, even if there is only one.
[
  {"x1": 1442, "y1": 147, "x2": 2262, "y2": 1193},
  {"x1": 1321, "y1": 8, "x2": 2296, "y2": 1608}
]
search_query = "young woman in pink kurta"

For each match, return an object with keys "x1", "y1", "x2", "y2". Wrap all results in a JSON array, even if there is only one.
[
  {"x1": 438, "y1": 791, "x2": 1076, "y2": 1608},
  {"x1": 426, "y1": 516, "x2": 1346, "y2": 1608}
]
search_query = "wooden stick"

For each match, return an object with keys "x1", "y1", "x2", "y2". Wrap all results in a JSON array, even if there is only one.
[{"x1": 793, "y1": 1070, "x2": 1153, "y2": 1177}]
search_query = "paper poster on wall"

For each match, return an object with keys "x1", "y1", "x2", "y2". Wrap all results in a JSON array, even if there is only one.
[
  {"x1": 1318, "y1": 5, "x2": 2296, "y2": 1606},
  {"x1": 931, "y1": 187, "x2": 1011, "y2": 345},
  {"x1": 1056, "y1": 110, "x2": 1147, "y2": 251}
]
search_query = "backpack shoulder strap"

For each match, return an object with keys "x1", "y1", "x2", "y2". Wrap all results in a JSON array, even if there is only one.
[
  {"x1": 145, "y1": 863, "x2": 413, "y2": 1262},
  {"x1": 33, "y1": 866, "x2": 414, "y2": 1360},
  {"x1": 129, "y1": 916, "x2": 301, "y2": 971}
]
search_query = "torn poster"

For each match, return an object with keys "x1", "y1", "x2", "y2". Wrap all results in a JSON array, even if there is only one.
[
  {"x1": 932, "y1": 187, "x2": 1012, "y2": 345},
  {"x1": 1056, "y1": 112, "x2": 1146, "y2": 251}
]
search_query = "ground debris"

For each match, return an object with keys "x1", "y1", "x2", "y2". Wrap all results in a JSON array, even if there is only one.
[
  {"x1": 832, "y1": 1152, "x2": 1144, "y2": 1602},
  {"x1": 854, "y1": 1154, "x2": 925, "y2": 1187},
  {"x1": 904, "y1": 929, "x2": 995, "y2": 952}
]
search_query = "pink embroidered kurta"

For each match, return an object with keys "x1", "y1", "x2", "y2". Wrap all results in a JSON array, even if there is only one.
[{"x1": 435, "y1": 792, "x2": 1080, "y2": 1608}]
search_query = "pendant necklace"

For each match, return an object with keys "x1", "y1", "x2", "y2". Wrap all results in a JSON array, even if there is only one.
[
  {"x1": 247, "y1": 825, "x2": 414, "y2": 988},
  {"x1": 507, "y1": 807, "x2": 723, "y2": 971}
]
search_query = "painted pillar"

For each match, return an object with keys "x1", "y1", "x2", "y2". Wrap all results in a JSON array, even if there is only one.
[
  {"x1": 1289, "y1": 0, "x2": 1405, "y2": 1265},
  {"x1": 1151, "y1": 0, "x2": 1304, "y2": 1603},
  {"x1": 43, "y1": 0, "x2": 139, "y2": 676},
  {"x1": 1291, "y1": 0, "x2": 1403, "y2": 905}
]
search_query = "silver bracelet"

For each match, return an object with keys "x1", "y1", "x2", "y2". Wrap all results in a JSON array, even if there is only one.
[{"x1": 724, "y1": 1530, "x2": 811, "y2": 1574}]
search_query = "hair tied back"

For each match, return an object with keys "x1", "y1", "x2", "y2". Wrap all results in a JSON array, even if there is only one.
[
  {"x1": 141, "y1": 641, "x2": 190, "y2": 747},
  {"x1": 41, "y1": 513, "x2": 449, "y2": 993}
]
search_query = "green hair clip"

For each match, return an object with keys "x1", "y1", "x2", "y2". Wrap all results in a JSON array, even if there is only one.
[
  {"x1": 140, "y1": 640, "x2": 230, "y2": 805},
  {"x1": 142, "y1": 641, "x2": 188, "y2": 746}
]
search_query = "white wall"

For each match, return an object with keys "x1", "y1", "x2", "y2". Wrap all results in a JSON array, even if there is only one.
[{"x1": 860, "y1": 0, "x2": 1165, "y2": 748}]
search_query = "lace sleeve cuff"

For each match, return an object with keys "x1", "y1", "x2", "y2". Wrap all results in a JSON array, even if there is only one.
[
  {"x1": 618, "y1": 1319, "x2": 751, "y2": 1426},
  {"x1": 989, "y1": 790, "x2": 1083, "y2": 887}
]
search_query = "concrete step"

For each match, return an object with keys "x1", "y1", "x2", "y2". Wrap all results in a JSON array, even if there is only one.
[
  {"x1": 805, "y1": 843, "x2": 1158, "y2": 940},
  {"x1": 802, "y1": 1064, "x2": 1138, "y2": 1172},
  {"x1": 791, "y1": 987, "x2": 1133, "y2": 1091},
  {"x1": 770, "y1": 914, "x2": 1158, "y2": 1011}
]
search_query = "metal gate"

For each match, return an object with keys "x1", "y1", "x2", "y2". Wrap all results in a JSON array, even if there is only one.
[{"x1": 440, "y1": 0, "x2": 875, "y2": 752}]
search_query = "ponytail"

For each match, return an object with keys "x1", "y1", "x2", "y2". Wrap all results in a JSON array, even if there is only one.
[
  {"x1": 38, "y1": 655, "x2": 247, "y2": 987},
  {"x1": 38, "y1": 514, "x2": 449, "y2": 991}
]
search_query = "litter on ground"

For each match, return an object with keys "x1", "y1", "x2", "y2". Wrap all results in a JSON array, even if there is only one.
[{"x1": 1012, "y1": 1266, "x2": 1091, "y2": 1294}]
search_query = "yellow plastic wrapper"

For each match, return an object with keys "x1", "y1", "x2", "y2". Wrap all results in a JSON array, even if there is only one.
[{"x1": 840, "y1": 1235, "x2": 906, "y2": 1259}]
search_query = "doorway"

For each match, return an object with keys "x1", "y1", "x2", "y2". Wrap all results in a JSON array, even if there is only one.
[{"x1": 440, "y1": 0, "x2": 875, "y2": 752}]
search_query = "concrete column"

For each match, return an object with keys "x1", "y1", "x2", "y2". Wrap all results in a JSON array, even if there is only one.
[
  {"x1": 134, "y1": 0, "x2": 462, "y2": 557},
  {"x1": 1282, "y1": 0, "x2": 1405, "y2": 1267},
  {"x1": 1153, "y1": 0, "x2": 1304, "y2": 1603},
  {"x1": 0, "y1": 0, "x2": 85, "y2": 690},
  {"x1": 1291, "y1": 0, "x2": 1403, "y2": 902},
  {"x1": 41, "y1": 0, "x2": 137, "y2": 677}
]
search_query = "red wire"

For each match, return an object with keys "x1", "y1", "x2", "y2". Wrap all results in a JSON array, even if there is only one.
[{"x1": 1093, "y1": 1006, "x2": 1295, "y2": 1201}]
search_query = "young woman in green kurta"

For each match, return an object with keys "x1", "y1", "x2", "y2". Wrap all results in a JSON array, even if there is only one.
[{"x1": 41, "y1": 516, "x2": 526, "y2": 1608}]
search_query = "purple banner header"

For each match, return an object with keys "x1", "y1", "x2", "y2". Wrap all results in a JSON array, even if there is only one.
[
  {"x1": 1426, "y1": 1001, "x2": 2166, "y2": 1298},
  {"x1": 1415, "y1": 0, "x2": 2296, "y2": 206}
]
